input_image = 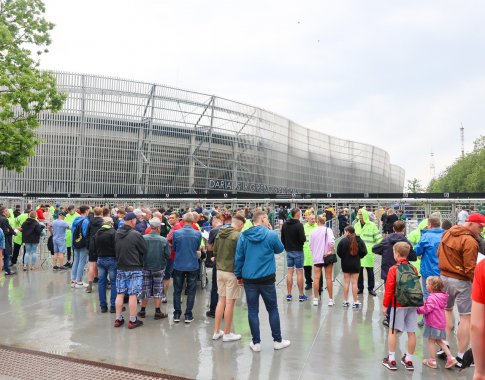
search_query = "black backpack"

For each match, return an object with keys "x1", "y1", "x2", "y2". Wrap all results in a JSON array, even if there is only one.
[{"x1": 73, "y1": 219, "x2": 87, "y2": 249}]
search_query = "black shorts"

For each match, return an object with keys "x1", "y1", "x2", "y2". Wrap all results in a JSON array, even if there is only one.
[{"x1": 314, "y1": 263, "x2": 325, "y2": 268}]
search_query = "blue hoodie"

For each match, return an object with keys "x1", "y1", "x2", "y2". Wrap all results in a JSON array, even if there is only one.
[
  {"x1": 234, "y1": 226, "x2": 284, "y2": 281},
  {"x1": 415, "y1": 228, "x2": 444, "y2": 278},
  {"x1": 0, "y1": 228, "x2": 4, "y2": 249}
]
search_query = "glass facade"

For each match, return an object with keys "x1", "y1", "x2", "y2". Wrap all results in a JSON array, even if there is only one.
[{"x1": 0, "y1": 72, "x2": 405, "y2": 194}]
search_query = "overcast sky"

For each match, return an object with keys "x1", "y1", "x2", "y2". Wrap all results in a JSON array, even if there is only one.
[{"x1": 41, "y1": 0, "x2": 485, "y2": 189}]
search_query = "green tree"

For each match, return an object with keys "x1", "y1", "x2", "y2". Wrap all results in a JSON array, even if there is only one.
[
  {"x1": 0, "y1": 0, "x2": 65, "y2": 171},
  {"x1": 406, "y1": 178, "x2": 425, "y2": 193},
  {"x1": 427, "y1": 135, "x2": 485, "y2": 192}
]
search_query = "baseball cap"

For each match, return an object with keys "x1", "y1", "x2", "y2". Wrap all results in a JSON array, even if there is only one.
[
  {"x1": 149, "y1": 217, "x2": 162, "y2": 228},
  {"x1": 58, "y1": 211, "x2": 67, "y2": 217},
  {"x1": 124, "y1": 212, "x2": 137, "y2": 221},
  {"x1": 466, "y1": 213, "x2": 485, "y2": 226}
]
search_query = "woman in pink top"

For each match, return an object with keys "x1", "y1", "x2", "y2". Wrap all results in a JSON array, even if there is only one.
[
  {"x1": 309, "y1": 216, "x2": 335, "y2": 307},
  {"x1": 417, "y1": 276, "x2": 457, "y2": 369}
]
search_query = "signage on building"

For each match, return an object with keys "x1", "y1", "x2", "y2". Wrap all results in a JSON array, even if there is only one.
[{"x1": 208, "y1": 179, "x2": 296, "y2": 194}]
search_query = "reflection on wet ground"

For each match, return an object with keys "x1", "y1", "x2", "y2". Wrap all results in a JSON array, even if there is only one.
[{"x1": 0, "y1": 256, "x2": 476, "y2": 380}]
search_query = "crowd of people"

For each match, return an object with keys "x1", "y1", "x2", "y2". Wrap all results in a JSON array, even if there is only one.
[{"x1": 0, "y1": 202, "x2": 484, "y2": 378}]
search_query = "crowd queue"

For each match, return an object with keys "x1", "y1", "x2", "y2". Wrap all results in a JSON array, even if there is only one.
[{"x1": 0, "y1": 202, "x2": 484, "y2": 378}]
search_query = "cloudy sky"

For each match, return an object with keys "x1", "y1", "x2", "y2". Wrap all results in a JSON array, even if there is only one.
[{"x1": 41, "y1": 0, "x2": 485, "y2": 188}]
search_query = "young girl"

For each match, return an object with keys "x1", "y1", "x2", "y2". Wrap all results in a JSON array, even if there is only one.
[{"x1": 417, "y1": 276, "x2": 457, "y2": 369}]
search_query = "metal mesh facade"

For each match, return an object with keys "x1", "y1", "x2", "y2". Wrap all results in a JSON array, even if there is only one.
[{"x1": 0, "y1": 72, "x2": 405, "y2": 194}]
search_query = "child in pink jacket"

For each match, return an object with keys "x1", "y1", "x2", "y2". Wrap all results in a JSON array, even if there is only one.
[{"x1": 417, "y1": 276, "x2": 457, "y2": 369}]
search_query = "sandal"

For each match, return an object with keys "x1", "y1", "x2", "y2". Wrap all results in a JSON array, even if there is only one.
[{"x1": 423, "y1": 358, "x2": 437, "y2": 369}]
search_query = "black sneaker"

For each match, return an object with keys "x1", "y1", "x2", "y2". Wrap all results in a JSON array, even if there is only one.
[
  {"x1": 128, "y1": 318, "x2": 143, "y2": 329},
  {"x1": 185, "y1": 315, "x2": 194, "y2": 323},
  {"x1": 401, "y1": 355, "x2": 414, "y2": 371},
  {"x1": 100, "y1": 306, "x2": 108, "y2": 313},
  {"x1": 357, "y1": 289, "x2": 363, "y2": 294},
  {"x1": 154, "y1": 311, "x2": 168, "y2": 320},
  {"x1": 173, "y1": 314, "x2": 181, "y2": 323},
  {"x1": 382, "y1": 357, "x2": 397, "y2": 371},
  {"x1": 114, "y1": 317, "x2": 124, "y2": 328},
  {"x1": 455, "y1": 356, "x2": 463, "y2": 369},
  {"x1": 206, "y1": 311, "x2": 215, "y2": 318},
  {"x1": 368, "y1": 290, "x2": 377, "y2": 296},
  {"x1": 137, "y1": 310, "x2": 146, "y2": 318},
  {"x1": 93, "y1": 277, "x2": 99, "y2": 284},
  {"x1": 382, "y1": 319, "x2": 389, "y2": 327},
  {"x1": 53, "y1": 266, "x2": 59, "y2": 270},
  {"x1": 304, "y1": 284, "x2": 312, "y2": 290},
  {"x1": 436, "y1": 345, "x2": 450, "y2": 360}
]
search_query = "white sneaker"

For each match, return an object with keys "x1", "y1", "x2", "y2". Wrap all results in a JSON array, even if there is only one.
[
  {"x1": 70, "y1": 281, "x2": 76, "y2": 288},
  {"x1": 75, "y1": 282, "x2": 88, "y2": 289},
  {"x1": 328, "y1": 299, "x2": 335, "y2": 307},
  {"x1": 274, "y1": 339, "x2": 291, "y2": 350},
  {"x1": 212, "y1": 330, "x2": 224, "y2": 340},
  {"x1": 250, "y1": 342, "x2": 261, "y2": 352},
  {"x1": 223, "y1": 332, "x2": 241, "y2": 342},
  {"x1": 312, "y1": 298, "x2": 319, "y2": 306}
]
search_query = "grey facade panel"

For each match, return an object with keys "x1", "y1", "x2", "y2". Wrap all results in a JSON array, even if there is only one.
[{"x1": 0, "y1": 72, "x2": 405, "y2": 194}]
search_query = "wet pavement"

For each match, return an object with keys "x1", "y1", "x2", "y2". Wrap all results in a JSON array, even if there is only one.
[{"x1": 0, "y1": 255, "x2": 476, "y2": 380}]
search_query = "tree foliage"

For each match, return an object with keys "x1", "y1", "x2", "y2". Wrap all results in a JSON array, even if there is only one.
[
  {"x1": 428, "y1": 135, "x2": 485, "y2": 192},
  {"x1": 406, "y1": 178, "x2": 425, "y2": 193},
  {"x1": 0, "y1": 0, "x2": 65, "y2": 172}
]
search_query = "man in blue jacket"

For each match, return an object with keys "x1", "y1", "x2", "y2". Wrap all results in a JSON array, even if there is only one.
[
  {"x1": 172, "y1": 212, "x2": 202, "y2": 324},
  {"x1": 415, "y1": 216, "x2": 444, "y2": 300},
  {"x1": 234, "y1": 210, "x2": 290, "y2": 352}
]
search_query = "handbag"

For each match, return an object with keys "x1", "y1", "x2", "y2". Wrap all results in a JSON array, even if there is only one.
[{"x1": 322, "y1": 227, "x2": 337, "y2": 266}]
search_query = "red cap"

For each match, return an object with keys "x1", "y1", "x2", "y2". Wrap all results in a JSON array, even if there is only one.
[{"x1": 466, "y1": 213, "x2": 485, "y2": 226}]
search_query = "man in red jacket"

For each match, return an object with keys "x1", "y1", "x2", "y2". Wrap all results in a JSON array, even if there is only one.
[{"x1": 382, "y1": 241, "x2": 417, "y2": 372}]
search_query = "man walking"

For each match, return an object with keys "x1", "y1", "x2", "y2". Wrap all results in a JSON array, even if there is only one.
[
  {"x1": 437, "y1": 212, "x2": 484, "y2": 367},
  {"x1": 235, "y1": 210, "x2": 290, "y2": 352},
  {"x1": 114, "y1": 212, "x2": 147, "y2": 329},
  {"x1": 172, "y1": 212, "x2": 202, "y2": 323},
  {"x1": 281, "y1": 208, "x2": 307, "y2": 302}
]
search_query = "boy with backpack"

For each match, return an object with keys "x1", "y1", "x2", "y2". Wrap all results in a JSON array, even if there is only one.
[{"x1": 382, "y1": 241, "x2": 423, "y2": 371}]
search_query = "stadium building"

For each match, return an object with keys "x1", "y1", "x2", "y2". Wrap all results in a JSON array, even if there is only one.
[{"x1": 0, "y1": 72, "x2": 404, "y2": 195}]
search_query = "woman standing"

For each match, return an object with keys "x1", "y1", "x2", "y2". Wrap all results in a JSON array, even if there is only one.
[
  {"x1": 21, "y1": 211, "x2": 45, "y2": 270},
  {"x1": 309, "y1": 215, "x2": 335, "y2": 306},
  {"x1": 337, "y1": 226, "x2": 367, "y2": 308}
]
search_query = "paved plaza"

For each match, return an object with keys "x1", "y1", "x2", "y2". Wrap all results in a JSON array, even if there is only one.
[{"x1": 0, "y1": 255, "x2": 476, "y2": 380}]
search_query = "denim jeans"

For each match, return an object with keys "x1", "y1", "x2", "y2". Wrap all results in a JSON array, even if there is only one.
[
  {"x1": 209, "y1": 263, "x2": 218, "y2": 313},
  {"x1": 23, "y1": 243, "x2": 39, "y2": 267},
  {"x1": 97, "y1": 257, "x2": 117, "y2": 308},
  {"x1": 421, "y1": 276, "x2": 430, "y2": 300},
  {"x1": 244, "y1": 282, "x2": 282, "y2": 344},
  {"x1": 3, "y1": 251, "x2": 12, "y2": 273},
  {"x1": 172, "y1": 269, "x2": 198, "y2": 318},
  {"x1": 71, "y1": 247, "x2": 88, "y2": 282}
]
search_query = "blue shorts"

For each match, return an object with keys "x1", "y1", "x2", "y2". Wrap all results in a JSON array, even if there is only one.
[
  {"x1": 53, "y1": 240, "x2": 67, "y2": 254},
  {"x1": 164, "y1": 258, "x2": 174, "y2": 280},
  {"x1": 116, "y1": 270, "x2": 142, "y2": 296},
  {"x1": 287, "y1": 251, "x2": 304, "y2": 269}
]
